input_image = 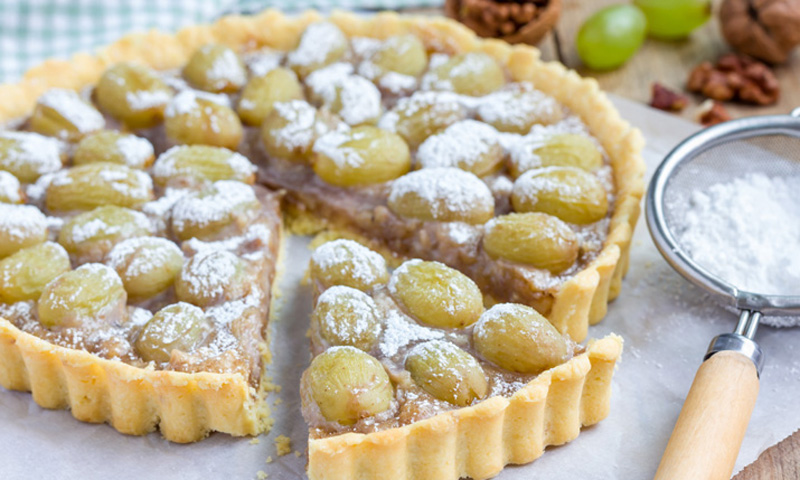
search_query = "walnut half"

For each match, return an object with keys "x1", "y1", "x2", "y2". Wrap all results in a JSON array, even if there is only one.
[{"x1": 720, "y1": 0, "x2": 800, "y2": 64}]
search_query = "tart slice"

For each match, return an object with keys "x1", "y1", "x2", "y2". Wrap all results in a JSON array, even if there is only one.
[
  {"x1": 303, "y1": 239, "x2": 623, "y2": 480},
  {"x1": 0, "y1": 134, "x2": 282, "y2": 442}
]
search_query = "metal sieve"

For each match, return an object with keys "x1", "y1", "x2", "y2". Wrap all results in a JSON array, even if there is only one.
[{"x1": 648, "y1": 108, "x2": 800, "y2": 480}]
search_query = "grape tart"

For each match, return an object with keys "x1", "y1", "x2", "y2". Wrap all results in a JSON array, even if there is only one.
[{"x1": 0, "y1": 9, "x2": 643, "y2": 479}]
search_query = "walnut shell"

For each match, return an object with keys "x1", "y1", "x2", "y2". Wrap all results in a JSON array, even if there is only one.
[{"x1": 720, "y1": 0, "x2": 800, "y2": 64}]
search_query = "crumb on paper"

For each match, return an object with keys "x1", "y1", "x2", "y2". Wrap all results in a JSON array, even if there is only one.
[
  {"x1": 275, "y1": 435, "x2": 292, "y2": 456},
  {"x1": 266, "y1": 456, "x2": 273, "y2": 464},
  {"x1": 256, "y1": 471, "x2": 268, "y2": 480},
  {"x1": 249, "y1": 438, "x2": 260, "y2": 445},
  {"x1": 294, "y1": 451, "x2": 302, "y2": 458},
  {"x1": 274, "y1": 397, "x2": 283, "y2": 406}
]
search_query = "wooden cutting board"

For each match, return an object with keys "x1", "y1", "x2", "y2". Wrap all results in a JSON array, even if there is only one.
[{"x1": 734, "y1": 431, "x2": 800, "y2": 479}]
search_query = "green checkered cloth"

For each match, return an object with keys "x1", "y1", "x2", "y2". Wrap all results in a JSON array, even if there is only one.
[{"x1": 0, "y1": 0, "x2": 444, "y2": 83}]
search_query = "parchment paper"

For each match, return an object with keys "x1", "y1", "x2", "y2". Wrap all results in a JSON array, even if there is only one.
[{"x1": 2, "y1": 97, "x2": 799, "y2": 480}]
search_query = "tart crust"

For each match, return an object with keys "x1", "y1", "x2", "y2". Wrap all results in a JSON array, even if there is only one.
[
  {"x1": 308, "y1": 335, "x2": 622, "y2": 480},
  {"x1": 0, "y1": 8, "x2": 638, "y2": 475}
]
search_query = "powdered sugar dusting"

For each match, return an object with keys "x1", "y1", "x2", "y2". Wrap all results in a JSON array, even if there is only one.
[
  {"x1": 0, "y1": 203, "x2": 47, "y2": 241},
  {"x1": 244, "y1": 49, "x2": 284, "y2": 77},
  {"x1": 37, "y1": 88, "x2": 105, "y2": 135},
  {"x1": 66, "y1": 208, "x2": 150, "y2": 244},
  {"x1": 153, "y1": 145, "x2": 255, "y2": 182},
  {"x1": 512, "y1": 166, "x2": 587, "y2": 207},
  {"x1": 201, "y1": 45, "x2": 247, "y2": 90},
  {"x1": 165, "y1": 89, "x2": 231, "y2": 117},
  {"x1": 125, "y1": 89, "x2": 171, "y2": 111},
  {"x1": 316, "y1": 286, "x2": 380, "y2": 345},
  {"x1": 287, "y1": 22, "x2": 347, "y2": 68},
  {"x1": 107, "y1": 236, "x2": 182, "y2": 278},
  {"x1": 674, "y1": 173, "x2": 800, "y2": 299},
  {"x1": 0, "y1": 171, "x2": 22, "y2": 203},
  {"x1": 507, "y1": 117, "x2": 593, "y2": 175},
  {"x1": 179, "y1": 250, "x2": 239, "y2": 302},
  {"x1": 476, "y1": 84, "x2": 561, "y2": 132},
  {"x1": 170, "y1": 180, "x2": 256, "y2": 233},
  {"x1": 0, "y1": 131, "x2": 63, "y2": 180},
  {"x1": 416, "y1": 120, "x2": 499, "y2": 170},
  {"x1": 312, "y1": 128, "x2": 366, "y2": 168},
  {"x1": 379, "y1": 308, "x2": 444, "y2": 358},
  {"x1": 388, "y1": 168, "x2": 494, "y2": 218},
  {"x1": 270, "y1": 100, "x2": 327, "y2": 151},
  {"x1": 311, "y1": 239, "x2": 387, "y2": 285},
  {"x1": 114, "y1": 134, "x2": 154, "y2": 169}
]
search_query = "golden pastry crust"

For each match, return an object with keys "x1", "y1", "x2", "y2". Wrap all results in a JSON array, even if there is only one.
[
  {"x1": 307, "y1": 335, "x2": 623, "y2": 480},
  {"x1": 0, "y1": 10, "x2": 637, "y2": 475}
]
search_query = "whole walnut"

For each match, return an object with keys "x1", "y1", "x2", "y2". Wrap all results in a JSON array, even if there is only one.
[{"x1": 720, "y1": 0, "x2": 800, "y2": 64}]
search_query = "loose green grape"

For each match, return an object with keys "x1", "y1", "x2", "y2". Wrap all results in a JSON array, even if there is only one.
[
  {"x1": 58, "y1": 206, "x2": 151, "y2": 262},
  {"x1": 309, "y1": 239, "x2": 388, "y2": 291},
  {"x1": 576, "y1": 5, "x2": 647, "y2": 70},
  {"x1": 301, "y1": 346, "x2": 394, "y2": 425},
  {"x1": 405, "y1": 340, "x2": 487, "y2": 406},
  {"x1": 0, "y1": 204, "x2": 48, "y2": 258},
  {"x1": 135, "y1": 302, "x2": 212, "y2": 363},
  {"x1": 389, "y1": 259, "x2": 483, "y2": 329},
  {"x1": 634, "y1": 0, "x2": 711, "y2": 39},
  {"x1": 511, "y1": 167, "x2": 608, "y2": 224},
  {"x1": 311, "y1": 285, "x2": 382, "y2": 351},
  {"x1": 0, "y1": 242, "x2": 71, "y2": 302},
  {"x1": 473, "y1": 303, "x2": 570, "y2": 374},
  {"x1": 38, "y1": 263, "x2": 127, "y2": 329},
  {"x1": 107, "y1": 236, "x2": 184, "y2": 301}
]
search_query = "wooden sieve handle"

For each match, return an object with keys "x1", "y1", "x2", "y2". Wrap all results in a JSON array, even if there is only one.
[{"x1": 654, "y1": 350, "x2": 760, "y2": 480}]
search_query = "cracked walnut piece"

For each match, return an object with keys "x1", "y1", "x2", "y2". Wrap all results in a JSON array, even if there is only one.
[
  {"x1": 720, "y1": 0, "x2": 800, "y2": 64},
  {"x1": 687, "y1": 53, "x2": 779, "y2": 105},
  {"x1": 649, "y1": 83, "x2": 688, "y2": 112}
]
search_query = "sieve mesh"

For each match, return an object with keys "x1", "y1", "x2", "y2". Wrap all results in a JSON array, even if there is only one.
[
  {"x1": 662, "y1": 134, "x2": 800, "y2": 239},
  {"x1": 647, "y1": 119, "x2": 800, "y2": 319}
]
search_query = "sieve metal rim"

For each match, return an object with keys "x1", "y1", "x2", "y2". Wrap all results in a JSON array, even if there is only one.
[{"x1": 645, "y1": 112, "x2": 800, "y2": 316}]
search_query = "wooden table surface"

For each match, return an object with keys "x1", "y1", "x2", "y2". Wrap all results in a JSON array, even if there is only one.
[
  {"x1": 408, "y1": 2, "x2": 800, "y2": 477},
  {"x1": 414, "y1": 0, "x2": 800, "y2": 122}
]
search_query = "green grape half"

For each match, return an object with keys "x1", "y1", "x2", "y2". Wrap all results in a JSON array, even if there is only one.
[
  {"x1": 576, "y1": 5, "x2": 647, "y2": 71},
  {"x1": 634, "y1": 0, "x2": 711, "y2": 39}
]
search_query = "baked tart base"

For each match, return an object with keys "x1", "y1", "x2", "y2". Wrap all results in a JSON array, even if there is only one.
[
  {"x1": 307, "y1": 335, "x2": 622, "y2": 480},
  {"x1": 0, "y1": 8, "x2": 641, "y2": 477}
]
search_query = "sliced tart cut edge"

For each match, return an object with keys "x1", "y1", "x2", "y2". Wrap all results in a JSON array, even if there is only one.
[
  {"x1": 0, "y1": 315, "x2": 272, "y2": 442},
  {"x1": 306, "y1": 334, "x2": 623, "y2": 480}
]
